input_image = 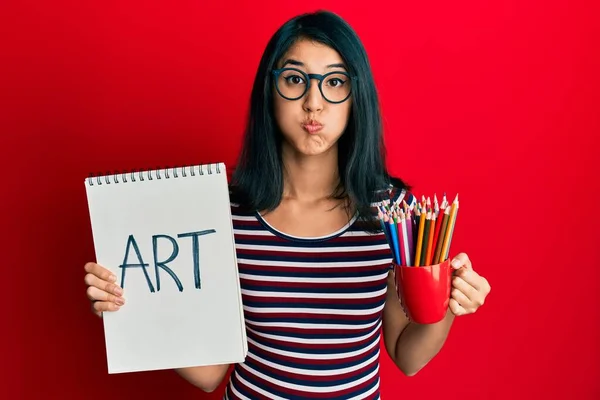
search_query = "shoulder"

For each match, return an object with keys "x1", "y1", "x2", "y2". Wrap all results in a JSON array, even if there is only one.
[
  {"x1": 227, "y1": 183, "x2": 255, "y2": 217},
  {"x1": 371, "y1": 185, "x2": 403, "y2": 208},
  {"x1": 369, "y1": 183, "x2": 416, "y2": 213}
]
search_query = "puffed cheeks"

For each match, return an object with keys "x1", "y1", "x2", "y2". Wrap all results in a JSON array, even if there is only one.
[{"x1": 449, "y1": 253, "x2": 491, "y2": 316}]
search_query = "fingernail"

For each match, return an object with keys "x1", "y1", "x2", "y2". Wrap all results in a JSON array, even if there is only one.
[
  {"x1": 115, "y1": 297, "x2": 125, "y2": 306},
  {"x1": 114, "y1": 286, "x2": 123, "y2": 296},
  {"x1": 451, "y1": 259, "x2": 461, "y2": 269},
  {"x1": 109, "y1": 275, "x2": 117, "y2": 282}
]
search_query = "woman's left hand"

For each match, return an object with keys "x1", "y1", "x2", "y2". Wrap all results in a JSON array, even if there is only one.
[{"x1": 449, "y1": 253, "x2": 491, "y2": 316}]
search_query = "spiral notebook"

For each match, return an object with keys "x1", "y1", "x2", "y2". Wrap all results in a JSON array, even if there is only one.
[{"x1": 84, "y1": 162, "x2": 247, "y2": 374}]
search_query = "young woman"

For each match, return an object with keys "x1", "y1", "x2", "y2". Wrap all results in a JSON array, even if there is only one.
[{"x1": 83, "y1": 10, "x2": 491, "y2": 399}]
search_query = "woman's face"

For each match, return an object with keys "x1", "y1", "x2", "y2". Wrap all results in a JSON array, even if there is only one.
[{"x1": 273, "y1": 38, "x2": 352, "y2": 157}]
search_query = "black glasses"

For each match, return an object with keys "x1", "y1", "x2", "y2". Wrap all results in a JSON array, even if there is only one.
[{"x1": 271, "y1": 67, "x2": 356, "y2": 104}]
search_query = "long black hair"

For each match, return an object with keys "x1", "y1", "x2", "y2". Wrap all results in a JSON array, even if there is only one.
[{"x1": 231, "y1": 10, "x2": 408, "y2": 230}]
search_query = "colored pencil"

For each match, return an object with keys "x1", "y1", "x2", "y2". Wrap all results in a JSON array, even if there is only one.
[
  {"x1": 400, "y1": 209, "x2": 411, "y2": 266},
  {"x1": 414, "y1": 206, "x2": 426, "y2": 267},
  {"x1": 414, "y1": 207, "x2": 421, "y2": 250},
  {"x1": 411, "y1": 207, "x2": 417, "y2": 250},
  {"x1": 425, "y1": 210, "x2": 437, "y2": 265},
  {"x1": 442, "y1": 194, "x2": 460, "y2": 261},
  {"x1": 378, "y1": 210, "x2": 390, "y2": 246},
  {"x1": 395, "y1": 213, "x2": 406, "y2": 266},
  {"x1": 377, "y1": 192, "x2": 460, "y2": 268},
  {"x1": 420, "y1": 210, "x2": 431, "y2": 266},
  {"x1": 430, "y1": 197, "x2": 446, "y2": 264},
  {"x1": 433, "y1": 206, "x2": 450, "y2": 264},
  {"x1": 439, "y1": 194, "x2": 459, "y2": 263},
  {"x1": 386, "y1": 214, "x2": 402, "y2": 265},
  {"x1": 405, "y1": 208, "x2": 414, "y2": 265}
]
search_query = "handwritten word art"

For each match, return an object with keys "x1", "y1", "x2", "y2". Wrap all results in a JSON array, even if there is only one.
[{"x1": 118, "y1": 229, "x2": 216, "y2": 292}]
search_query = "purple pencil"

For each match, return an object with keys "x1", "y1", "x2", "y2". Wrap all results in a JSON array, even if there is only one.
[
  {"x1": 406, "y1": 209, "x2": 414, "y2": 266},
  {"x1": 414, "y1": 207, "x2": 420, "y2": 243}
]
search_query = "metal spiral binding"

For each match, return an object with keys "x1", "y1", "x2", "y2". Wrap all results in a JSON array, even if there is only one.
[{"x1": 87, "y1": 163, "x2": 222, "y2": 186}]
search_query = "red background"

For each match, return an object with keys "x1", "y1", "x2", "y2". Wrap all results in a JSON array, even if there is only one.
[{"x1": 2, "y1": 1, "x2": 599, "y2": 399}]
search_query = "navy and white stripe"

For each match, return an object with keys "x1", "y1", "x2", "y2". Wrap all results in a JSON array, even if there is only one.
[{"x1": 224, "y1": 189, "x2": 403, "y2": 399}]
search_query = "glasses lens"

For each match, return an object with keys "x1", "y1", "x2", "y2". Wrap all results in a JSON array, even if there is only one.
[
  {"x1": 321, "y1": 72, "x2": 351, "y2": 103},
  {"x1": 276, "y1": 69, "x2": 307, "y2": 100}
]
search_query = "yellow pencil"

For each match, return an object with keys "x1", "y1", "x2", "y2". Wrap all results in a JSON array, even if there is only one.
[{"x1": 439, "y1": 194, "x2": 459, "y2": 262}]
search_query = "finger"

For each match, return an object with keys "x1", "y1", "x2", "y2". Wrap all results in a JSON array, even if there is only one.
[
  {"x1": 449, "y1": 298, "x2": 466, "y2": 316},
  {"x1": 92, "y1": 300, "x2": 121, "y2": 313},
  {"x1": 86, "y1": 286, "x2": 125, "y2": 306},
  {"x1": 84, "y1": 273, "x2": 123, "y2": 298},
  {"x1": 453, "y1": 273, "x2": 488, "y2": 309},
  {"x1": 90, "y1": 303, "x2": 103, "y2": 318},
  {"x1": 452, "y1": 276, "x2": 479, "y2": 301},
  {"x1": 450, "y1": 253, "x2": 472, "y2": 270},
  {"x1": 455, "y1": 268, "x2": 484, "y2": 292},
  {"x1": 451, "y1": 287, "x2": 472, "y2": 308},
  {"x1": 84, "y1": 262, "x2": 117, "y2": 283}
]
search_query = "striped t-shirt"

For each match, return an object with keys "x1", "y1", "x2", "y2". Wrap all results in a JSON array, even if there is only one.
[{"x1": 224, "y1": 190, "x2": 405, "y2": 399}]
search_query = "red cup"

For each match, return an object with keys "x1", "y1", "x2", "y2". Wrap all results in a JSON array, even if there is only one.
[{"x1": 394, "y1": 259, "x2": 452, "y2": 324}]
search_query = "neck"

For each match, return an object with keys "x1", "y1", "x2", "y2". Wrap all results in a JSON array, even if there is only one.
[{"x1": 281, "y1": 142, "x2": 341, "y2": 202}]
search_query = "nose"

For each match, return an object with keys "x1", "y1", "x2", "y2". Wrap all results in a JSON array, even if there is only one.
[{"x1": 302, "y1": 78, "x2": 324, "y2": 112}]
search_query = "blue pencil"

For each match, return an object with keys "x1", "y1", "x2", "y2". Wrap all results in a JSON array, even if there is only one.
[
  {"x1": 387, "y1": 217, "x2": 402, "y2": 265},
  {"x1": 378, "y1": 209, "x2": 391, "y2": 245}
]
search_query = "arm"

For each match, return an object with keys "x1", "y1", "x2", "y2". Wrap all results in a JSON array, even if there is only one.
[
  {"x1": 175, "y1": 364, "x2": 231, "y2": 392},
  {"x1": 382, "y1": 271, "x2": 454, "y2": 376},
  {"x1": 382, "y1": 253, "x2": 491, "y2": 376}
]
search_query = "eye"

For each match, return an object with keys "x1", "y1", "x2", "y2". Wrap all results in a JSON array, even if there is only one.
[
  {"x1": 284, "y1": 75, "x2": 305, "y2": 85},
  {"x1": 326, "y1": 77, "x2": 346, "y2": 88}
]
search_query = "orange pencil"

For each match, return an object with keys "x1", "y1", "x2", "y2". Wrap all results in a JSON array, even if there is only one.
[
  {"x1": 414, "y1": 205, "x2": 426, "y2": 266},
  {"x1": 425, "y1": 210, "x2": 437, "y2": 265}
]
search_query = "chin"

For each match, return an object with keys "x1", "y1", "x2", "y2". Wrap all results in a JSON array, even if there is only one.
[
  {"x1": 299, "y1": 148, "x2": 330, "y2": 157},
  {"x1": 298, "y1": 139, "x2": 338, "y2": 157}
]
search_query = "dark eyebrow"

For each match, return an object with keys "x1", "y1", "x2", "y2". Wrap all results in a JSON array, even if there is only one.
[
  {"x1": 282, "y1": 59, "x2": 304, "y2": 67},
  {"x1": 281, "y1": 58, "x2": 347, "y2": 70}
]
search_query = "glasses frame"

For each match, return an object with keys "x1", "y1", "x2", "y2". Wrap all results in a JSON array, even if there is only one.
[{"x1": 271, "y1": 67, "x2": 357, "y2": 104}]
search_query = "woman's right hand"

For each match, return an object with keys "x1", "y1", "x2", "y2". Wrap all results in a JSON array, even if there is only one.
[{"x1": 84, "y1": 262, "x2": 125, "y2": 317}]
